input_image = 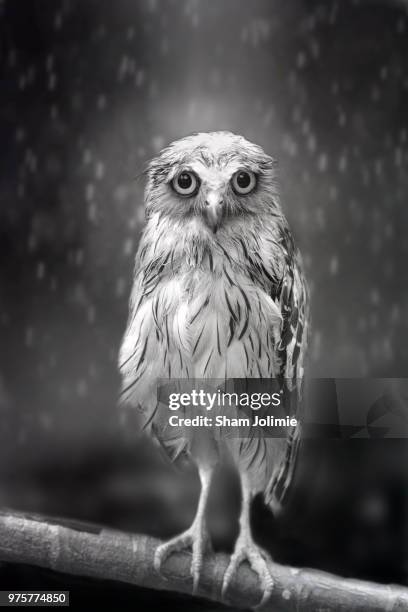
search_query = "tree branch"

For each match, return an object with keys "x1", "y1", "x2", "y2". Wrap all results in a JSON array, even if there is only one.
[{"x1": 0, "y1": 510, "x2": 407, "y2": 611}]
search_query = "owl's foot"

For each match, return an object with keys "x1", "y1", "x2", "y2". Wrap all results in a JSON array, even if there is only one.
[
  {"x1": 222, "y1": 535, "x2": 273, "y2": 609},
  {"x1": 154, "y1": 519, "x2": 211, "y2": 594}
]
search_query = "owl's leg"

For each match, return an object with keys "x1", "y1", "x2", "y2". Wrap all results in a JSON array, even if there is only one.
[
  {"x1": 222, "y1": 472, "x2": 273, "y2": 608},
  {"x1": 154, "y1": 464, "x2": 213, "y2": 594}
]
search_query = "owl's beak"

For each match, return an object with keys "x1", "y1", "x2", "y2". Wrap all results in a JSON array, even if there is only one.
[{"x1": 204, "y1": 191, "x2": 224, "y2": 233}]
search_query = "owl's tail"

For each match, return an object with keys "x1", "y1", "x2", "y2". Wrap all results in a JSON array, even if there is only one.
[{"x1": 264, "y1": 420, "x2": 301, "y2": 515}]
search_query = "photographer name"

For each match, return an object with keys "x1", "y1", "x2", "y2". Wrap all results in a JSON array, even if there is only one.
[{"x1": 168, "y1": 415, "x2": 298, "y2": 427}]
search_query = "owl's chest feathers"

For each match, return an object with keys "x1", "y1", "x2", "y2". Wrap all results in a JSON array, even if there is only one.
[{"x1": 148, "y1": 240, "x2": 283, "y2": 377}]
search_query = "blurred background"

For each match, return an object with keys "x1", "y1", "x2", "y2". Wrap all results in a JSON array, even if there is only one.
[{"x1": 0, "y1": 0, "x2": 407, "y2": 608}]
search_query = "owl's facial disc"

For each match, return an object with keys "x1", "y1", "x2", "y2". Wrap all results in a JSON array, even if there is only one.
[{"x1": 165, "y1": 159, "x2": 259, "y2": 233}]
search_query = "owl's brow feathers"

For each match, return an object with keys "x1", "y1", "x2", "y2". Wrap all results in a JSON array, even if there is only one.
[{"x1": 145, "y1": 131, "x2": 277, "y2": 184}]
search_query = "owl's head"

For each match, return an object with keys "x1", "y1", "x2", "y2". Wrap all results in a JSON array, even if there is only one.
[{"x1": 145, "y1": 131, "x2": 281, "y2": 234}]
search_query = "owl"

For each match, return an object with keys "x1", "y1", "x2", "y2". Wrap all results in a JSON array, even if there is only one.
[{"x1": 119, "y1": 131, "x2": 309, "y2": 606}]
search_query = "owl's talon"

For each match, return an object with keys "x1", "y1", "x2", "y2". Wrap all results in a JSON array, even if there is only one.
[
  {"x1": 154, "y1": 520, "x2": 210, "y2": 594},
  {"x1": 222, "y1": 538, "x2": 273, "y2": 608}
]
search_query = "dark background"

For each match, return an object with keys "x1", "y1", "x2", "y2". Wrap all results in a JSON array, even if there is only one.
[{"x1": 0, "y1": 0, "x2": 407, "y2": 608}]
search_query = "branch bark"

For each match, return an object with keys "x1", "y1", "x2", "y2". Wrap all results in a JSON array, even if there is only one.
[{"x1": 0, "y1": 510, "x2": 407, "y2": 611}]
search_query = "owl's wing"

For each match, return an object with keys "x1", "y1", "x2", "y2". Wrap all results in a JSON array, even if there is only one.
[
  {"x1": 119, "y1": 243, "x2": 192, "y2": 463},
  {"x1": 118, "y1": 246, "x2": 167, "y2": 426},
  {"x1": 276, "y1": 228, "x2": 310, "y2": 388},
  {"x1": 265, "y1": 226, "x2": 310, "y2": 511}
]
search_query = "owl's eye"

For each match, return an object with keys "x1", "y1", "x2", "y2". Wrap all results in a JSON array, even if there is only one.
[
  {"x1": 172, "y1": 171, "x2": 199, "y2": 196},
  {"x1": 231, "y1": 170, "x2": 257, "y2": 195}
]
